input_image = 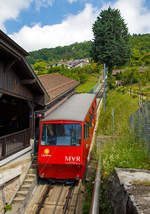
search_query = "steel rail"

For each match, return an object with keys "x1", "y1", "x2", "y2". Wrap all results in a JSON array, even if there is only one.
[
  {"x1": 62, "y1": 184, "x2": 74, "y2": 214},
  {"x1": 73, "y1": 180, "x2": 82, "y2": 214},
  {"x1": 52, "y1": 184, "x2": 64, "y2": 214},
  {"x1": 35, "y1": 184, "x2": 52, "y2": 214}
]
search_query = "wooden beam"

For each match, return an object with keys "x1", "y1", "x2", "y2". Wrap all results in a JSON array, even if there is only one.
[
  {"x1": 21, "y1": 79, "x2": 36, "y2": 84},
  {"x1": 4, "y1": 59, "x2": 17, "y2": 72},
  {"x1": 0, "y1": 88, "x2": 32, "y2": 101},
  {"x1": 0, "y1": 42, "x2": 22, "y2": 60}
]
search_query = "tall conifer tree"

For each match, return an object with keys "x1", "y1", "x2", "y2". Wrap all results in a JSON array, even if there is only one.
[{"x1": 92, "y1": 7, "x2": 131, "y2": 76}]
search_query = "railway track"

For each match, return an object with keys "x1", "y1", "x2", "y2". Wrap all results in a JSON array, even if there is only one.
[{"x1": 27, "y1": 180, "x2": 81, "y2": 214}]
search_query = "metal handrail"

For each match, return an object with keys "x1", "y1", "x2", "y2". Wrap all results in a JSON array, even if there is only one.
[
  {"x1": 0, "y1": 128, "x2": 30, "y2": 140},
  {"x1": 0, "y1": 128, "x2": 31, "y2": 160},
  {"x1": 90, "y1": 139, "x2": 101, "y2": 214}
]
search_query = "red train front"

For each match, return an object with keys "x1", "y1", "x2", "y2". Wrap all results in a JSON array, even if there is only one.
[{"x1": 37, "y1": 93, "x2": 96, "y2": 180}]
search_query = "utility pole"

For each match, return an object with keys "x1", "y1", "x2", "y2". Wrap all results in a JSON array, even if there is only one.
[
  {"x1": 112, "y1": 109, "x2": 114, "y2": 139},
  {"x1": 103, "y1": 64, "x2": 106, "y2": 112}
]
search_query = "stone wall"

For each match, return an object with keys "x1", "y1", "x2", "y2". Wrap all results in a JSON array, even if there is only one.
[{"x1": 106, "y1": 168, "x2": 150, "y2": 214}]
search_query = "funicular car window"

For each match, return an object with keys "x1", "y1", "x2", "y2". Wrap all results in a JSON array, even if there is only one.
[
  {"x1": 84, "y1": 122, "x2": 89, "y2": 140},
  {"x1": 41, "y1": 123, "x2": 81, "y2": 146},
  {"x1": 89, "y1": 112, "x2": 92, "y2": 127},
  {"x1": 86, "y1": 122, "x2": 89, "y2": 138},
  {"x1": 84, "y1": 124, "x2": 86, "y2": 140},
  {"x1": 92, "y1": 106, "x2": 94, "y2": 120}
]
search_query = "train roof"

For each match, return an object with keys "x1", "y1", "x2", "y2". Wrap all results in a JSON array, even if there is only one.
[{"x1": 42, "y1": 93, "x2": 95, "y2": 122}]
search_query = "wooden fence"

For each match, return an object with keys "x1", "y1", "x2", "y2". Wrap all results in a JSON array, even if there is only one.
[{"x1": 0, "y1": 128, "x2": 31, "y2": 161}]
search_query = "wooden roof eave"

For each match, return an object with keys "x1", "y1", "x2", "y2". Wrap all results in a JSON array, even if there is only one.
[
  {"x1": 0, "y1": 30, "x2": 50, "y2": 106},
  {"x1": 0, "y1": 30, "x2": 28, "y2": 57},
  {"x1": 22, "y1": 58, "x2": 50, "y2": 106}
]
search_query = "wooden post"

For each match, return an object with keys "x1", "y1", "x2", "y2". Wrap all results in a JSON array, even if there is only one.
[
  {"x1": 27, "y1": 101, "x2": 34, "y2": 139},
  {"x1": 2, "y1": 140, "x2": 6, "y2": 158}
]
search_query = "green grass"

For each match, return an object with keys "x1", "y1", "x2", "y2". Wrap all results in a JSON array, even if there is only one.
[
  {"x1": 97, "y1": 88, "x2": 150, "y2": 178},
  {"x1": 101, "y1": 137, "x2": 150, "y2": 178},
  {"x1": 97, "y1": 89, "x2": 139, "y2": 136},
  {"x1": 76, "y1": 74, "x2": 99, "y2": 93},
  {"x1": 97, "y1": 87, "x2": 150, "y2": 214}
]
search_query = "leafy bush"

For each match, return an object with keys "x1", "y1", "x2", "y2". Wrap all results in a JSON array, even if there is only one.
[
  {"x1": 37, "y1": 70, "x2": 48, "y2": 75},
  {"x1": 107, "y1": 76, "x2": 116, "y2": 89},
  {"x1": 39, "y1": 63, "x2": 102, "y2": 84},
  {"x1": 116, "y1": 86, "x2": 126, "y2": 93},
  {"x1": 4, "y1": 203, "x2": 12, "y2": 212},
  {"x1": 121, "y1": 67, "x2": 140, "y2": 85}
]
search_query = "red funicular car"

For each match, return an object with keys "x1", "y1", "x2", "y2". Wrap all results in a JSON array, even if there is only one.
[{"x1": 37, "y1": 93, "x2": 96, "y2": 181}]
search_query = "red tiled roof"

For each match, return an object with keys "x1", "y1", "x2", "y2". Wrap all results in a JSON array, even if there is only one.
[{"x1": 38, "y1": 73, "x2": 80, "y2": 103}]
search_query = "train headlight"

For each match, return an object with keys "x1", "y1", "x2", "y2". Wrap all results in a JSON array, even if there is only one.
[
  {"x1": 40, "y1": 173, "x2": 44, "y2": 178},
  {"x1": 76, "y1": 175, "x2": 79, "y2": 180},
  {"x1": 44, "y1": 148, "x2": 50, "y2": 155}
]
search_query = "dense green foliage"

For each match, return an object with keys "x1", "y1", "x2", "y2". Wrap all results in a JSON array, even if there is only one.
[
  {"x1": 27, "y1": 41, "x2": 92, "y2": 64},
  {"x1": 27, "y1": 33, "x2": 150, "y2": 69},
  {"x1": 115, "y1": 66, "x2": 150, "y2": 87},
  {"x1": 37, "y1": 62, "x2": 101, "y2": 84},
  {"x1": 130, "y1": 34, "x2": 150, "y2": 66},
  {"x1": 130, "y1": 33, "x2": 150, "y2": 53},
  {"x1": 92, "y1": 7, "x2": 130, "y2": 75}
]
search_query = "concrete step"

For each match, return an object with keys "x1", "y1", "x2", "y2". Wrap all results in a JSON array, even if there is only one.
[
  {"x1": 13, "y1": 196, "x2": 25, "y2": 204},
  {"x1": 23, "y1": 178, "x2": 34, "y2": 185},
  {"x1": 29, "y1": 168, "x2": 37, "y2": 174},
  {"x1": 26, "y1": 174, "x2": 36, "y2": 179},
  {"x1": 16, "y1": 190, "x2": 28, "y2": 197},
  {"x1": 21, "y1": 184, "x2": 31, "y2": 191}
]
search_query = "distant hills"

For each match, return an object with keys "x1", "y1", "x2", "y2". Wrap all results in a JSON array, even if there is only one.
[
  {"x1": 27, "y1": 34, "x2": 150, "y2": 65},
  {"x1": 27, "y1": 41, "x2": 92, "y2": 64}
]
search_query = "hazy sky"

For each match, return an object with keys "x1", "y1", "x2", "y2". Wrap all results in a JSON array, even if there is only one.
[{"x1": 0, "y1": 0, "x2": 150, "y2": 51}]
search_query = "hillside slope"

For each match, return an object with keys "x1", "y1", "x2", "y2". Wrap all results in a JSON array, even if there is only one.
[
  {"x1": 27, "y1": 41, "x2": 92, "y2": 64},
  {"x1": 27, "y1": 34, "x2": 150, "y2": 65}
]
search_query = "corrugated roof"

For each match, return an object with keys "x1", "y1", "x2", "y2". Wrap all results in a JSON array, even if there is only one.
[
  {"x1": 43, "y1": 93, "x2": 95, "y2": 122},
  {"x1": 38, "y1": 73, "x2": 79, "y2": 103}
]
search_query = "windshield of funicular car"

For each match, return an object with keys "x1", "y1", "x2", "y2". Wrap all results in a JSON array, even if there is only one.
[{"x1": 41, "y1": 123, "x2": 82, "y2": 146}]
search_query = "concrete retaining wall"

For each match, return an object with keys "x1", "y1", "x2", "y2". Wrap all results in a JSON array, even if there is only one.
[{"x1": 106, "y1": 168, "x2": 150, "y2": 214}]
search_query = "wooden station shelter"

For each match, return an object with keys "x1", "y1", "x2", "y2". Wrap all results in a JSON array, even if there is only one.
[{"x1": 0, "y1": 30, "x2": 49, "y2": 161}]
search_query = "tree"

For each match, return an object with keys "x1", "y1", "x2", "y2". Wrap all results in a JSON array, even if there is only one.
[
  {"x1": 92, "y1": 7, "x2": 131, "y2": 76},
  {"x1": 33, "y1": 61, "x2": 47, "y2": 71}
]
